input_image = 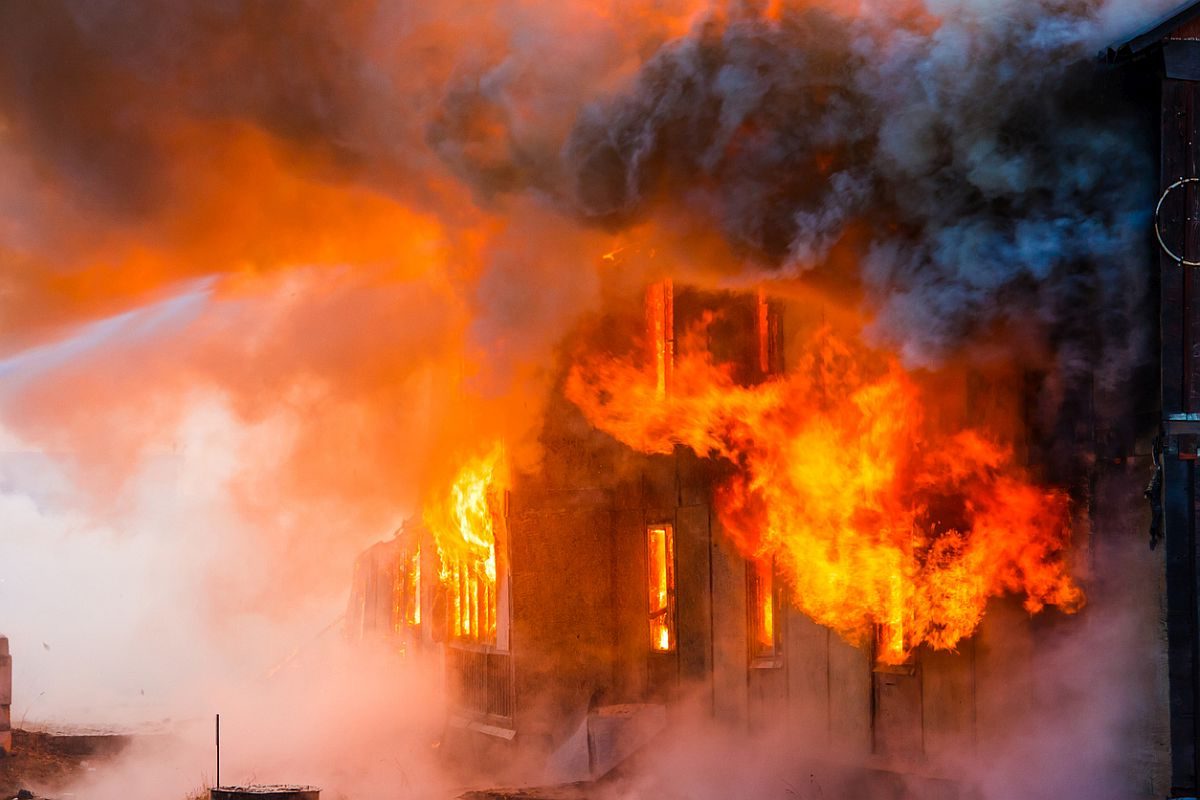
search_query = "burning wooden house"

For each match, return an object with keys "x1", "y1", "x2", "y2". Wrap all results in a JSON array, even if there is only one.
[
  {"x1": 339, "y1": 4, "x2": 1200, "y2": 798},
  {"x1": 345, "y1": 286, "x2": 1156, "y2": 797}
]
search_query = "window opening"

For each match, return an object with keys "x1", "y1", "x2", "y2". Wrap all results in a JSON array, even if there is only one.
[
  {"x1": 748, "y1": 556, "x2": 779, "y2": 660},
  {"x1": 648, "y1": 523, "x2": 677, "y2": 652}
]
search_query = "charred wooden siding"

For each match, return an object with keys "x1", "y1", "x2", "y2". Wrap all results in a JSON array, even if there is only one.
[{"x1": 1162, "y1": 74, "x2": 1200, "y2": 794}]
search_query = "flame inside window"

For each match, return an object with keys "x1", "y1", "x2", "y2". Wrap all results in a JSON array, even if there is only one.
[
  {"x1": 389, "y1": 544, "x2": 422, "y2": 637},
  {"x1": 875, "y1": 572, "x2": 912, "y2": 668},
  {"x1": 406, "y1": 546, "x2": 421, "y2": 626},
  {"x1": 424, "y1": 443, "x2": 508, "y2": 647},
  {"x1": 647, "y1": 523, "x2": 676, "y2": 652},
  {"x1": 749, "y1": 556, "x2": 777, "y2": 658},
  {"x1": 445, "y1": 542, "x2": 498, "y2": 645}
]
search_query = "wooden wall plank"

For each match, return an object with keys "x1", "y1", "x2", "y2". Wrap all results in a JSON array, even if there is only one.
[
  {"x1": 785, "y1": 610, "x2": 831, "y2": 745},
  {"x1": 921, "y1": 643, "x2": 976, "y2": 766},
  {"x1": 973, "y1": 599, "x2": 1035, "y2": 753},
  {"x1": 872, "y1": 664, "x2": 923, "y2": 762},
  {"x1": 510, "y1": 506, "x2": 616, "y2": 745},
  {"x1": 711, "y1": 534, "x2": 750, "y2": 726},
  {"x1": 612, "y1": 506, "x2": 649, "y2": 704},
  {"x1": 828, "y1": 635, "x2": 872, "y2": 755},
  {"x1": 676, "y1": 503, "x2": 714, "y2": 698}
]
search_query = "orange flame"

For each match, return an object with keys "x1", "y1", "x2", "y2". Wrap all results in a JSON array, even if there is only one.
[
  {"x1": 423, "y1": 443, "x2": 508, "y2": 643},
  {"x1": 565, "y1": 318, "x2": 1083, "y2": 664},
  {"x1": 648, "y1": 522, "x2": 676, "y2": 652}
]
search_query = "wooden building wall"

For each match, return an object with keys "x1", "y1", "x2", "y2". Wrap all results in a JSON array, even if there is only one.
[{"x1": 404, "y1": 258, "x2": 1170, "y2": 794}]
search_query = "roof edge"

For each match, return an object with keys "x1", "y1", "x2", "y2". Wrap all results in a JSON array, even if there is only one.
[{"x1": 1105, "y1": 1, "x2": 1200, "y2": 64}]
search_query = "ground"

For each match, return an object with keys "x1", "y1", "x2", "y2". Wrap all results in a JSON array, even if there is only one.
[
  {"x1": 460, "y1": 786, "x2": 596, "y2": 800},
  {"x1": 0, "y1": 729, "x2": 131, "y2": 800}
]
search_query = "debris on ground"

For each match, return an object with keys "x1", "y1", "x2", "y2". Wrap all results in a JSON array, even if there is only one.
[{"x1": 0, "y1": 729, "x2": 131, "y2": 800}]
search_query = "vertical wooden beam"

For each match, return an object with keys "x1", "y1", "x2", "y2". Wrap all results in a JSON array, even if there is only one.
[
  {"x1": 676, "y1": 503, "x2": 714, "y2": 697},
  {"x1": 0, "y1": 637, "x2": 10, "y2": 756},
  {"x1": 711, "y1": 535, "x2": 750, "y2": 726},
  {"x1": 1162, "y1": 78, "x2": 1200, "y2": 794}
]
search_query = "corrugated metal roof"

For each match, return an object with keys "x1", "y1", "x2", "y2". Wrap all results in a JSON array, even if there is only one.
[{"x1": 1105, "y1": 1, "x2": 1200, "y2": 63}]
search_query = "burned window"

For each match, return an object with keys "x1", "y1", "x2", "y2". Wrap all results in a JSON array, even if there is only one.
[
  {"x1": 748, "y1": 556, "x2": 781, "y2": 664},
  {"x1": 405, "y1": 546, "x2": 421, "y2": 626},
  {"x1": 646, "y1": 280, "x2": 674, "y2": 398},
  {"x1": 668, "y1": 286, "x2": 777, "y2": 386},
  {"x1": 873, "y1": 590, "x2": 916, "y2": 672},
  {"x1": 445, "y1": 494, "x2": 510, "y2": 651},
  {"x1": 647, "y1": 523, "x2": 676, "y2": 652},
  {"x1": 449, "y1": 556, "x2": 497, "y2": 645},
  {"x1": 391, "y1": 554, "x2": 406, "y2": 635},
  {"x1": 756, "y1": 290, "x2": 783, "y2": 378},
  {"x1": 389, "y1": 544, "x2": 423, "y2": 640}
]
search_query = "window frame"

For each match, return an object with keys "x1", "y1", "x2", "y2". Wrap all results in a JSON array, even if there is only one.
[
  {"x1": 646, "y1": 280, "x2": 675, "y2": 399},
  {"x1": 646, "y1": 521, "x2": 678, "y2": 654},
  {"x1": 872, "y1": 621, "x2": 917, "y2": 675},
  {"x1": 747, "y1": 555, "x2": 784, "y2": 669}
]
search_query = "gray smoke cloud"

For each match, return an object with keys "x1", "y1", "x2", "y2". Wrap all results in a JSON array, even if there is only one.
[
  {"x1": 558, "y1": 2, "x2": 1165, "y2": 382},
  {"x1": 0, "y1": 0, "x2": 1172, "y2": 382}
]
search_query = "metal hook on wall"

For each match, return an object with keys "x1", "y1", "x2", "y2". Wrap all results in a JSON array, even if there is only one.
[{"x1": 1155, "y1": 176, "x2": 1200, "y2": 266}]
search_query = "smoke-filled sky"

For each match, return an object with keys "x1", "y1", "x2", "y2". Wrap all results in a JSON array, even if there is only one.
[{"x1": 0, "y1": 0, "x2": 1179, "y2": 734}]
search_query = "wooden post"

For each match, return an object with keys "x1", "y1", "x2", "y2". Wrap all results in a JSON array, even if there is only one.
[
  {"x1": 0, "y1": 637, "x2": 11, "y2": 755},
  {"x1": 1162, "y1": 75, "x2": 1200, "y2": 795}
]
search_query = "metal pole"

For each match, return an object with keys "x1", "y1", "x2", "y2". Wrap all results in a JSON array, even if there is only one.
[{"x1": 216, "y1": 713, "x2": 220, "y2": 789}]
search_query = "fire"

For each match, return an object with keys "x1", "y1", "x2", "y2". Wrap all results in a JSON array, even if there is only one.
[
  {"x1": 422, "y1": 443, "x2": 509, "y2": 643},
  {"x1": 647, "y1": 523, "x2": 676, "y2": 652},
  {"x1": 565, "y1": 316, "x2": 1084, "y2": 664}
]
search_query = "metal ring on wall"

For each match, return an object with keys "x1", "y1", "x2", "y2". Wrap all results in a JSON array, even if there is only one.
[{"x1": 1156, "y1": 177, "x2": 1200, "y2": 267}]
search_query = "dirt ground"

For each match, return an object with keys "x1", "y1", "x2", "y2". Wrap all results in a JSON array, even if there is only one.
[
  {"x1": 460, "y1": 786, "x2": 595, "y2": 800},
  {"x1": 0, "y1": 729, "x2": 131, "y2": 800}
]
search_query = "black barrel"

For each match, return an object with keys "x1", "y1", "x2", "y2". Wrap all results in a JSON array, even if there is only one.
[{"x1": 211, "y1": 786, "x2": 319, "y2": 800}]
